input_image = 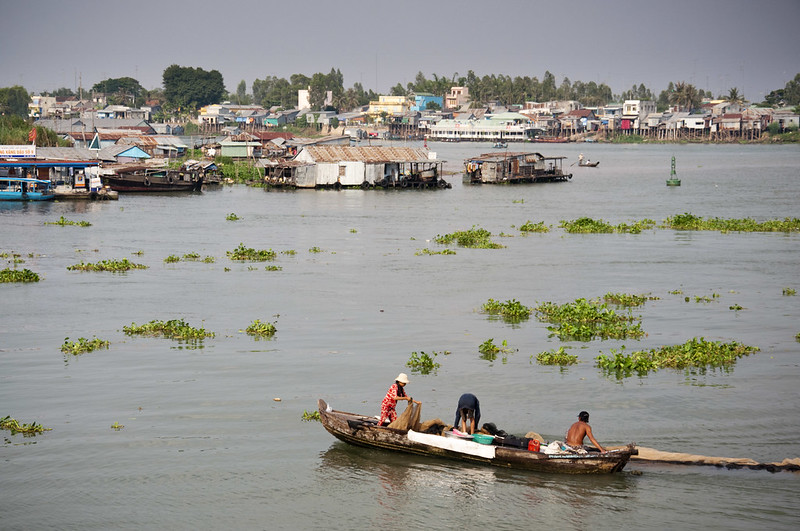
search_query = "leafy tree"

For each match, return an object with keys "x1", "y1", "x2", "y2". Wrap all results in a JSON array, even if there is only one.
[
  {"x1": 236, "y1": 80, "x2": 251, "y2": 105},
  {"x1": 162, "y1": 64, "x2": 225, "y2": 112},
  {"x1": 92, "y1": 77, "x2": 144, "y2": 106},
  {"x1": 0, "y1": 86, "x2": 30, "y2": 117},
  {"x1": 426, "y1": 100, "x2": 441, "y2": 110},
  {"x1": 390, "y1": 83, "x2": 406, "y2": 96},
  {"x1": 42, "y1": 87, "x2": 75, "y2": 98},
  {"x1": 725, "y1": 87, "x2": 744, "y2": 104}
]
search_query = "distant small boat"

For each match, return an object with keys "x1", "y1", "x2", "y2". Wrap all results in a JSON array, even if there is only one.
[
  {"x1": 0, "y1": 176, "x2": 55, "y2": 201},
  {"x1": 493, "y1": 141, "x2": 508, "y2": 149},
  {"x1": 579, "y1": 160, "x2": 600, "y2": 167}
]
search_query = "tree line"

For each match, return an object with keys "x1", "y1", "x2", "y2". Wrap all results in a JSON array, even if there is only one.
[{"x1": 4, "y1": 67, "x2": 800, "y2": 119}]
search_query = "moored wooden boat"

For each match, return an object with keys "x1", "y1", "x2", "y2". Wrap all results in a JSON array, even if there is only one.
[
  {"x1": 0, "y1": 177, "x2": 55, "y2": 201},
  {"x1": 101, "y1": 164, "x2": 203, "y2": 192},
  {"x1": 318, "y1": 399, "x2": 636, "y2": 474}
]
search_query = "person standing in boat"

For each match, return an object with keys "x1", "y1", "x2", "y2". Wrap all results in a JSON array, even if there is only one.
[
  {"x1": 565, "y1": 411, "x2": 606, "y2": 453},
  {"x1": 379, "y1": 373, "x2": 414, "y2": 425},
  {"x1": 453, "y1": 393, "x2": 481, "y2": 434}
]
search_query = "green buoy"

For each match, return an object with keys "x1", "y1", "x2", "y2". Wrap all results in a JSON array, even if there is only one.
[{"x1": 666, "y1": 155, "x2": 681, "y2": 186}]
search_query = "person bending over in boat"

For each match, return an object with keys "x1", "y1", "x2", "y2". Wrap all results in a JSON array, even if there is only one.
[
  {"x1": 565, "y1": 411, "x2": 606, "y2": 453},
  {"x1": 379, "y1": 373, "x2": 416, "y2": 425},
  {"x1": 454, "y1": 393, "x2": 481, "y2": 434}
]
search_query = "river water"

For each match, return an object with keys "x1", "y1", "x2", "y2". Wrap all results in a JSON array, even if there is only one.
[{"x1": 1, "y1": 142, "x2": 798, "y2": 530}]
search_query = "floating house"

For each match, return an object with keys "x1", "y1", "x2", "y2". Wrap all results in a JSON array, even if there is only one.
[
  {"x1": 263, "y1": 146, "x2": 447, "y2": 189},
  {"x1": 463, "y1": 152, "x2": 571, "y2": 184},
  {"x1": 427, "y1": 112, "x2": 537, "y2": 142}
]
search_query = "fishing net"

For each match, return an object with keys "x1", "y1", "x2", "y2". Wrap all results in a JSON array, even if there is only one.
[{"x1": 388, "y1": 400, "x2": 421, "y2": 431}]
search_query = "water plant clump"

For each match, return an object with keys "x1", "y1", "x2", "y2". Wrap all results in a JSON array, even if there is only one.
[
  {"x1": 226, "y1": 213, "x2": 240, "y2": 221},
  {"x1": 164, "y1": 255, "x2": 181, "y2": 263},
  {"x1": 302, "y1": 410, "x2": 321, "y2": 422},
  {"x1": 123, "y1": 319, "x2": 214, "y2": 341},
  {"x1": 227, "y1": 243, "x2": 276, "y2": 261},
  {"x1": 61, "y1": 336, "x2": 110, "y2": 355},
  {"x1": 595, "y1": 338, "x2": 760, "y2": 379},
  {"x1": 245, "y1": 319, "x2": 277, "y2": 338},
  {"x1": 783, "y1": 287, "x2": 796, "y2": 296},
  {"x1": 518, "y1": 220, "x2": 550, "y2": 233},
  {"x1": 478, "y1": 338, "x2": 516, "y2": 362},
  {"x1": 67, "y1": 259, "x2": 148, "y2": 272},
  {"x1": 183, "y1": 252, "x2": 201, "y2": 261},
  {"x1": 663, "y1": 213, "x2": 800, "y2": 232},
  {"x1": 308, "y1": 246, "x2": 323, "y2": 253},
  {"x1": 559, "y1": 217, "x2": 615, "y2": 233},
  {"x1": 415, "y1": 248, "x2": 457, "y2": 256},
  {"x1": 44, "y1": 216, "x2": 91, "y2": 227},
  {"x1": 534, "y1": 347, "x2": 579, "y2": 366},
  {"x1": 0, "y1": 268, "x2": 40, "y2": 282},
  {"x1": 434, "y1": 226, "x2": 504, "y2": 249},
  {"x1": 535, "y1": 298, "x2": 644, "y2": 341},
  {"x1": 265, "y1": 265, "x2": 282, "y2": 271},
  {"x1": 406, "y1": 351, "x2": 441, "y2": 375},
  {"x1": 601, "y1": 292, "x2": 659, "y2": 307},
  {"x1": 481, "y1": 298, "x2": 533, "y2": 322},
  {"x1": 1, "y1": 416, "x2": 52, "y2": 436}
]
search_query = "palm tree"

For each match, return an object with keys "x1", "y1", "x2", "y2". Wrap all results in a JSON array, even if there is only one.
[{"x1": 725, "y1": 87, "x2": 744, "y2": 105}]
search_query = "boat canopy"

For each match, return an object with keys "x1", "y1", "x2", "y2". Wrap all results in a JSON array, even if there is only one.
[
  {"x1": 0, "y1": 176, "x2": 54, "y2": 185},
  {"x1": 0, "y1": 159, "x2": 99, "y2": 169}
]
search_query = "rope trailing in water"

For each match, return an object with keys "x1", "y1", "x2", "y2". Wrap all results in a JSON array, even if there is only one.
[{"x1": 630, "y1": 446, "x2": 800, "y2": 473}]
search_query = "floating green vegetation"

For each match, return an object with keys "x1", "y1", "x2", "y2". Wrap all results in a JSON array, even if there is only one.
[
  {"x1": 663, "y1": 213, "x2": 800, "y2": 232},
  {"x1": 281, "y1": 250, "x2": 297, "y2": 256},
  {"x1": 434, "y1": 226, "x2": 504, "y2": 249},
  {"x1": 518, "y1": 220, "x2": 549, "y2": 233},
  {"x1": 596, "y1": 338, "x2": 760, "y2": 379},
  {"x1": 265, "y1": 265, "x2": 282, "y2": 271},
  {"x1": 668, "y1": 289, "x2": 683, "y2": 295},
  {"x1": 0, "y1": 268, "x2": 40, "y2": 283},
  {"x1": 67, "y1": 259, "x2": 148, "y2": 272},
  {"x1": 729, "y1": 304, "x2": 743, "y2": 311},
  {"x1": 123, "y1": 319, "x2": 214, "y2": 341},
  {"x1": 533, "y1": 346, "x2": 579, "y2": 366},
  {"x1": 415, "y1": 248, "x2": 457, "y2": 256},
  {"x1": 61, "y1": 336, "x2": 110, "y2": 355},
  {"x1": 796, "y1": 332, "x2": 800, "y2": 342},
  {"x1": 350, "y1": 228, "x2": 357, "y2": 233},
  {"x1": 245, "y1": 319, "x2": 277, "y2": 339},
  {"x1": 110, "y1": 421, "x2": 124, "y2": 430},
  {"x1": 308, "y1": 246, "x2": 323, "y2": 253},
  {"x1": 535, "y1": 298, "x2": 644, "y2": 341},
  {"x1": 183, "y1": 252, "x2": 200, "y2": 261},
  {"x1": 694, "y1": 294, "x2": 720, "y2": 303},
  {"x1": 302, "y1": 410, "x2": 321, "y2": 422},
  {"x1": 44, "y1": 216, "x2": 91, "y2": 227},
  {"x1": 478, "y1": 338, "x2": 516, "y2": 362},
  {"x1": 481, "y1": 298, "x2": 533, "y2": 322},
  {"x1": 406, "y1": 351, "x2": 441, "y2": 375},
  {"x1": 227, "y1": 243, "x2": 276, "y2": 261},
  {"x1": 164, "y1": 255, "x2": 181, "y2": 263},
  {"x1": 226, "y1": 213, "x2": 240, "y2": 221},
  {"x1": 559, "y1": 217, "x2": 656, "y2": 234},
  {"x1": 202, "y1": 256, "x2": 216, "y2": 263},
  {"x1": 132, "y1": 250, "x2": 144, "y2": 256},
  {"x1": 512, "y1": 198, "x2": 525, "y2": 204},
  {"x1": 1, "y1": 416, "x2": 51, "y2": 436},
  {"x1": 601, "y1": 292, "x2": 659, "y2": 307},
  {"x1": 783, "y1": 287, "x2": 796, "y2": 296}
]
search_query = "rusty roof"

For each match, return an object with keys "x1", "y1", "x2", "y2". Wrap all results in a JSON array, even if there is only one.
[{"x1": 303, "y1": 146, "x2": 435, "y2": 163}]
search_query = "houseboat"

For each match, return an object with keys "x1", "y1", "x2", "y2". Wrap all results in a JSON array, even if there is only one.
[{"x1": 463, "y1": 152, "x2": 572, "y2": 184}]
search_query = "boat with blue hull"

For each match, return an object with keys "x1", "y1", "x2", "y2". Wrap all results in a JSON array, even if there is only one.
[{"x1": 0, "y1": 177, "x2": 55, "y2": 201}]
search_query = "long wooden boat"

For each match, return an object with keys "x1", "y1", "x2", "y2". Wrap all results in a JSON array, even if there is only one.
[
  {"x1": 101, "y1": 165, "x2": 203, "y2": 192},
  {"x1": 0, "y1": 177, "x2": 55, "y2": 201},
  {"x1": 318, "y1": 399, "x2": 636, "y2": 474}
]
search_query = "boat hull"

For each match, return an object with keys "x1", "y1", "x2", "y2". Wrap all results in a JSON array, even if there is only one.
[
  {"x1": 318, "y1": 399, "x2": 634, "y2": 474},
  {"x1": 0, "y1": 191, "x2": 55, "y2": 201},
  {"x1": 101, "y1": 167, "x2": 203, "y2": 192}
]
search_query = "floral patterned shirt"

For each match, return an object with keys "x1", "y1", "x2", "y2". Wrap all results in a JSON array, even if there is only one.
[{"x1": 379, "y1": 383, "x2": 404, "y2": 424}]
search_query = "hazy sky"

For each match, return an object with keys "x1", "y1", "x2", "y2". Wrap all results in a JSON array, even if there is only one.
[{"x1": 2, "y1": 0, "x2": 799, "y2": 102}]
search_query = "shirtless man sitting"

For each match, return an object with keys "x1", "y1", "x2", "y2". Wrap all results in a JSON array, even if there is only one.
[{"x1": 565, "y1": 411, "x2": 606, "y2": 453}]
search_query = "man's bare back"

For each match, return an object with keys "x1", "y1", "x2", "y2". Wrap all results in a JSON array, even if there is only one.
[{"x1": 565, "y1": 413, "x2": 606, "y2": 452}]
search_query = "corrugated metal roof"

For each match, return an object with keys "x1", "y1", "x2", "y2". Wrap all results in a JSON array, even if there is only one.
[{"x1": 303, "y1": 146, "x2": 435, "y2": 163}]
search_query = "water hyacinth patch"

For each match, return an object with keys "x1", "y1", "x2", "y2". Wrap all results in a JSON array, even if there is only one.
[
  {"x1": 67, "y1": 259, "x2": 148, "y2": 272},
  {"x1": 595, "y1": 338, "x2": 760, "y2": 379},
  {"x1": 226, "y1": 213, "x2": 240, "y2": 221},
  {"x1": 434, "y1": 226, "x2": 504, "y2": 249},
  {"x1": 164, "y1": 255, "x2": 181, "y2": 263},
  {"x1": 663, "y1": 213, "x2": 800, "y2": 232},
  {"x1": 478, "y1": 338, "x2": 516, "y2": 362},
  {"x1": 1, "y1": 416, "x2": 52, "y2": 436},
  {"x1": 123, "y1": 319, "x2": 214, "y2": 341},
  {"x1": 0, "y1": 268, "x2": 40, "y2": 283},
  {"x1": 601, "y1": 292, "x2": 659, "y2": 307},
  {"x1": 783, "y1": 288, "x2": 796, "y2": 296},
  {"x1": 61, "y1": 336, "x2": 110, "y2": 355},
  {"x1": 406, "y1": 351, "x2": 441, "y2": 375},
  {"x1": 245, "y1": 319, "x2": 277, "y2": 339},
  {"x1": 559, "y1": 217, "x2": 656, "y2": 234},
  {"x1": 481, "y1": 298, "x2": 533, "y2": 322},
  {"x1": 518, "y1": 220, "x2": 550, "y2": 233},
  {"x1": 534, "y1": 346, "x2": 579, "y2": 366},
  {"x1": 535, "y1": 298, "x2": 644, "y2": 341},
  {"x1": 415, "y1": 248, "x2": 457, "y2": 255},
  {"x1": 227, "y1": 243, "x2": 276, "y2": 261},
  {"x1": 302, "y1": 410, "x2": 321, "y2": 422},
  {"x1": 44, "y1": 216, "x2": 91, "y2": 227}
]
